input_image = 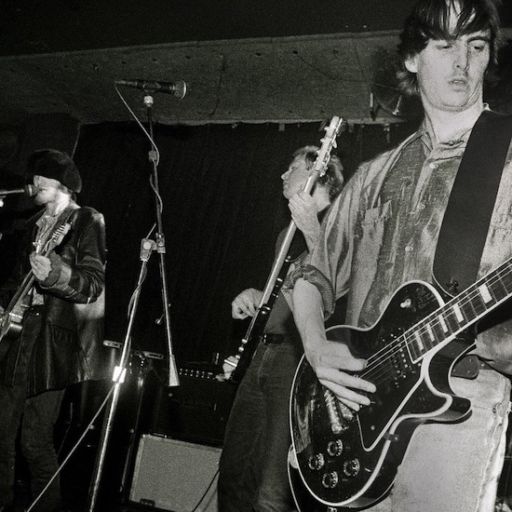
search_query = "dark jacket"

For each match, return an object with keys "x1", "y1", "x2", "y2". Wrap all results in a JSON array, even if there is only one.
[{"x1": 1, "y1": 204, "x2": 108, "y2": 394}]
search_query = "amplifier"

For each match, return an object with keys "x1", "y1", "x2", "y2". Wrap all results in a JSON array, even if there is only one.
[
  {"x1": 148, "y1": 363, "x2": 236, "y2": 446},
  {"x1": 130, "y1": 434, "x2": 220, "y2": 512}
]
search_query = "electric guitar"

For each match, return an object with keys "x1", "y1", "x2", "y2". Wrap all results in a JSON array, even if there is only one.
[
  {"x1": 289, "y1": 260, "x2": 512, "y2": 510},
  {"x1": 0, "y1": 219, "x2": 71, "y2": 343},
  {"x1": 226, "y1": 116, "x2": 343, "y2": 383}
]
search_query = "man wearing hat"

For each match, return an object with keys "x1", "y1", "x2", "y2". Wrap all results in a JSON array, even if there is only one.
[{"x1": 0, "y1": 149, "x2": 107, "y2": 511}]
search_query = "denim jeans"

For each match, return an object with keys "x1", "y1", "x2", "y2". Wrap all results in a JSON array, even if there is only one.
[
  {"x1": 218, "y1": 340, "x2": 303, "y2": 512},
  {"x1": 0, "y1": 310, "x2": 65, "y2": 512}
]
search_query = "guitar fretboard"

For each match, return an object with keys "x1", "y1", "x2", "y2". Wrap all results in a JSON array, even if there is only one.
[{"x1": 407, "y1": 258, "x2": 512, "y2": 361}]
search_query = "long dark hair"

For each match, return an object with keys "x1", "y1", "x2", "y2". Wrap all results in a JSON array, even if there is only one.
[{"x1": 397, "y1": 0, "x2": 501, "y2": 95}]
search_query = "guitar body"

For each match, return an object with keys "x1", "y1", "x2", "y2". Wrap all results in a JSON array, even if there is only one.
[
  {"x1": 229, "y1": 279, "x2": 286, "y2": 384},
  {"x1": 0, "y1": 304, "x2": 27, "y2": 340},
  {"x1": 289, "y1": 280, "x2": 474, "y2": 510},
  {"x1": 0, "y1": 272, "x2": 35, "y2": 344},
  {"x1": 289, "y1": 460, "x2": 331, "y2": 512}
]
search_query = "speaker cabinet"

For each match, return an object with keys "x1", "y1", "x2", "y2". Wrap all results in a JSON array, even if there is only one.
[
  {"x1": 130, "y1": 435, "x2": 220, "y2": 512},
  {"x1": 149, "y1": 364, "x2": 236, "y2": 447}
]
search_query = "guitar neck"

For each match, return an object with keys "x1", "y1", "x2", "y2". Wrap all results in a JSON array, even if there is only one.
[
  {"x1": 5, "y1": 271, "x2": 37, "y2": 314},
  {"x1": 4, "y1": 218, "x2": 69, "y2": 317},
  {"x1": 245, "y1": 253, "x2": 294, "y2": 335},
  {"x1": 227, "y1": 116, "x2": 343, "y2": 383},
  {"x1": 406, "y1": 258, "x2": 512, "y2": 361},
  {"x1": 250, "y1": 117, "x2": 344, "y2": 320}
]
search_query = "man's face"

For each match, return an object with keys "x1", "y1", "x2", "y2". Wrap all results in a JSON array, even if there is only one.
[
  {"x1": 33, "y1": 175, "x2": 62, "y2": 205},
  {"x1": 405, "y1": 6, "x2": 491, "y2": 114},
  {"x1": 281, "y1": 155, "x2": 310, "y2": 199}
]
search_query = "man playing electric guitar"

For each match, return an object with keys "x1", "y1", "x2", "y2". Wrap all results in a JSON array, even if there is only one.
[
  {"x1": 218, "y1": 146, "x2": 344, "y2": 512},
  {"x1": 0, "y1": 149, "x2": 107, "y2": 512},
  {"x1": 289, "y1": 1, "x2": 512, "y2": 511}
]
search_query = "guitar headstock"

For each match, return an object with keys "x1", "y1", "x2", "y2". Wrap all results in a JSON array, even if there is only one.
[{"x1": 315, "y1": 116, "x2": 343, "y2": 178}]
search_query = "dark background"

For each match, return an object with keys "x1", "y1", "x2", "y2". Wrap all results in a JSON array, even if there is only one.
[
  {"x1": 0, "y1": 118, "x2": 419, "y2": 366},
  {"x1": 2, "y1": 0, "x2": 510, "y2": 56}
]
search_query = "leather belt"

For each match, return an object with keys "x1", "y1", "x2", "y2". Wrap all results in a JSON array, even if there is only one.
[{"x1": 260, "y1": 333, "x2": 285, "y2": 344}]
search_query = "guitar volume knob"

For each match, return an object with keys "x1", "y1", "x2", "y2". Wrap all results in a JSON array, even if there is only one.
[
  {"x1": 327, "y1": 439, "x2": 343, "y2": 457},
  {"x1": 307, "y1": 453, "x2": 325, "y2": 471},
  {"x1": 321, "y1": 471, "x2": 339, "y2": 488},
  {"x1": 343, "y1": 458, "x2": 361, "y2": 477}
]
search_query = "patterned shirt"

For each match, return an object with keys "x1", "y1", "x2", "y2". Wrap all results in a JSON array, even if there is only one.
[{"x1": 289, "y1": 115, "x2": 512, "y2": 371}]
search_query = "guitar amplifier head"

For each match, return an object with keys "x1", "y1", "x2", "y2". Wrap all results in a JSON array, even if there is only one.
[
  {"x1": 130, "y1": 434, "x2": 220, "y2": 512},
  {"x1": 148, "y1": 362, "x2": 236, "y2": 446}
]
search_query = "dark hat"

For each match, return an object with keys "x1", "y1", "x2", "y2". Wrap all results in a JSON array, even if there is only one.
[{"x1": 27, "y1": 149, "x2": 82, "y2": 193}]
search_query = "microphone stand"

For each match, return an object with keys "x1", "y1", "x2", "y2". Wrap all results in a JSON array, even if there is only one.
[
  {"x1": 87, "y1": 239, "x2": 155, "y2": 511},
  {"x1": 143, "y1": 92, "x2": 179, "y2": 389},
  {"x1": 87, "y1": 91, "x2": 179, "y2": 511}
]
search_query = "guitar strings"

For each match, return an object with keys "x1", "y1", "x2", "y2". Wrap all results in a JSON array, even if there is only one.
[
  {"x1": 362, "y1": 273, "x2": 498, "y2": 385},
  {"x1": 355, "y1": 261, "x2": 512, "y2": 386},
  {"x1": 362, "y1": 268, "x2": 512, "y2": 386}
]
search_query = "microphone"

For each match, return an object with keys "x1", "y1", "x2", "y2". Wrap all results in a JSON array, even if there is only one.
[
  {"x1": 115, "y1": 79, "x2": 187, "y2": 99},
  {"x1": 0, "y1": 185, "x2": 37, "y2": 197}
]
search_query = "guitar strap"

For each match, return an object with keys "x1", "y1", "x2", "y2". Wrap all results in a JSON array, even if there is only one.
[
  {"x1": 28, "y1": 205, "x2": 78, "y2": 303},
  {"x1": 33, "y1": 204, "x2": 77, "y2": 250},
  {"x1": 434, "y1": 111, "x2": 512, "y2": 295},
  {"x1": 433, "y1": 111, "x2": 512, "y2": 378}
]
